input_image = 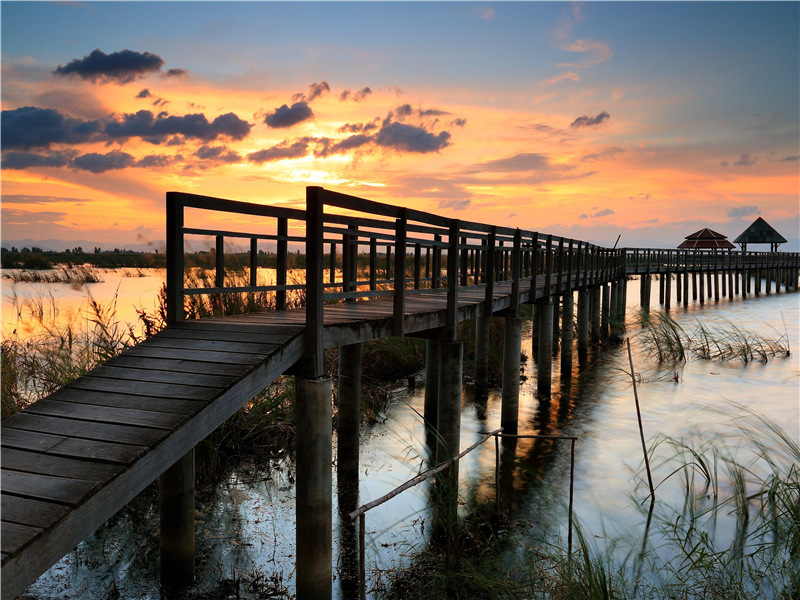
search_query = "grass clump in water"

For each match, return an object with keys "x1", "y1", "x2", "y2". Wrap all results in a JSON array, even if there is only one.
[{"x1": 637, "y1": 313, "x2": 789, "y2": 364}]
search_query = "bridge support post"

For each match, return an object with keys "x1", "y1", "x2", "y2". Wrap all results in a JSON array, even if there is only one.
[
  {"x1": 664, "y1": 273, "x2": 672, "y2": 311},
  {"x1": 160, "y1": 448, "x2": 195, "y2": 592},
  {"x1": 338, "y1": 344, "x2": 361, "y2": 471},
  {"x1": 537, "y1": 300, "x2": 554, "y2": 398},
  {"x1": 590, "y1": 286, "x2": 601, "y2": 342},
  {"x1": 601, "y1": 284, "x2": 611, "y2": 340},
  {"x1": 296, "y1": 376, "x2": 333, "y2": 600},
  {"x1": 434, "y1": 340, "x2": 463, "y2": 554},
  {"x1": 425, "y1": 338, "x2": 441, "y2": 434},
  {"x1": 577, "y1": 289, "x2": 589, "y2": 368},
  {"x1": 699, "y1": 270, "x2": 705, "y2": 305},
  {"x1": 531, "y1": 303, "x2": 540, "y2": 360},
  {"x1": 501, "y1": 317, "x2": 522, "y2": 434},
  {"x1": 658, "y1": 275, "x2": 665, "y2": 305},
  {"x1": 560, "y1": 293, "x2": 574, "y2": 380},
  {"x1": 552, "y1": 296, "x2": 560, "y2": 353},
  {"x1": 675, "y1": 271, "x2": 682, "y2": 304},
  {"x1": 474, "y1": 312, "x2": 491, "y2": 400},
  {"x1": 609, "y1": 281, "x2": 620, "y2": 338},
  {"x1": 337, "y1": 344, "x2": 361, "y2": 596}
]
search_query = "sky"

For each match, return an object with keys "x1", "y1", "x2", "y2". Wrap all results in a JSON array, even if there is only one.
[{"x1": 1, "y1": 1, "x2": 798, "y2": 251}]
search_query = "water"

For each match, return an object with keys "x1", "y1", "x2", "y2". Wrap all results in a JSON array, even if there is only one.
[{"x1": 3, "y1": 271, "x2": 798, "y2": 598}]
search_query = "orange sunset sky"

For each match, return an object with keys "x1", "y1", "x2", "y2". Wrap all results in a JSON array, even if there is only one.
[{"x1": 2, "y1": 1, "x2": 798, "y2": 251}]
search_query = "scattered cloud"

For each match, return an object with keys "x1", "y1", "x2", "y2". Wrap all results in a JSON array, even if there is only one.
[
  {"x1": 558, "y1": 39, "x2": 613, "y2": 69},
  {"x1": 470, "y1": 152, "x2": 552, "y2": 173},
  {"x1": 541, "y1": 71, "x2": 580, "y2": 87},
  {"x1": 727, "y1": 205, "x2": 761, "y2": 218},
  {"x1": 592, "y1": 208, "x2": 614, "y2": 217},
  {"x1": 53, "y1": 49, "x2": 165, "y2": 83},
  {"x1": 374, "y1": 122, "x2": 451, "y2": 153},
  {"x1": 570, "y1": 111, "x2": 610, "y2": 128},
  {"x1": 162, "y1": 68, "x2": 188, "y2": 78},
  {"x1": 2, "y1": 150, "x2": 77, "y2": 169},
  {"x1": 247, "y1": 138, "x2": 313, "y2": 164},
  {"x1": 137, "y1": 89, "x2": 152, "y2": 98},
  {"x1": 439, "y1": 198, "x2": 471, "y2": 211},
  {"x1": 339, "y1": 87, "x2": 372, "y2": 102},
  {"x1": 292, "y1": 81, "x2": 330, "y2": 103},
  {"x1": 264, "y1": 102, "x2": 314, "y2": 128},
  {"x1": 582, "y1": 146, "x2": 625, "y2": 162},
  {"x1": 72, "y1": 150, "x2": 136, "y2": 173},
  {"x1": 105, "y1": 109, "x2": 252, "y2": 142},
  {"x1": 733, "y1": 153, "x2": 758, "y2": 166},
  {"x1": 194, "y1": 145, "x2": 241, "y2": 163}
]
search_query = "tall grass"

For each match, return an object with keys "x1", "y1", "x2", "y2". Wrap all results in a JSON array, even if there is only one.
[
  {"x1": 381, "y1": 406, "x2": 799, "y2": 599},
  {"x1": 637, "y1": 313, "x2": 790, "y2": 364},
  {"x1": 2, "y1": 292, "x2": 130, "y2": 417}
]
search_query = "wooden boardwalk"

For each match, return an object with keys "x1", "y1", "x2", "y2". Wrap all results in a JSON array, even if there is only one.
[
  {"x1": 2, "y1": 185, "x2": 798, "y2": 598},
  {"x1": 0, "y1": 273, "x2": 561, "y2": 598}
]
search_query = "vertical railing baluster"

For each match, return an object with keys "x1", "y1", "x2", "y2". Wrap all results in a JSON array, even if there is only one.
[
  {"x1": 215, "y1": 235, "x2": 225, "y2": 289},
  {"x1": 277, "y1": 217, "x2": 288, "y2": 311},
  {"x1": 392, "y1": 214, "x2": 407, "y2": 337}
]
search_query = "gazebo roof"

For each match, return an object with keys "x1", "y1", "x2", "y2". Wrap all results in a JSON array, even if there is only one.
[
  {"x1": 677, "y1": 228, "x2": 735, "y2": 249},
  {"x1": 733, "y1": 217, "x2": 787, "y2": 245}
]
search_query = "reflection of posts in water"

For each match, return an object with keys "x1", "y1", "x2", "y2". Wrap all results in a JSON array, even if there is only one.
[
  {"x1": 501, "y1": 316, "x2": 522, "y2": 435},
  {"x1": 497, "y1": 435, "x2": 518, "y2": 512},
  {"x1": 160, "y1": 448, "x2": 195, "y2": 593},
  {"x1": 560, "y1": 292, "x2": 574, "y2": 381},
  {"x1": 424, "y1": 338, "x2": 440, "y2": 433},
  {"x1": 433, "y1": 340, "x2": 463, "y2": 556},
  {"x1": 474, "y1": 312, "x2": 491, "y2": 400},
  {"x1": 296, "y1": 376, "x2": 333, "y2": 600},
  {"x1": 337, "y1": 344, "x2": 361, "y2": 597},
  {"x1": 577, "y1": 288, "x2": 589, "y2": 368},
  {"x1": 536, "y1": 300, "x2": 554, "y2": 399}
]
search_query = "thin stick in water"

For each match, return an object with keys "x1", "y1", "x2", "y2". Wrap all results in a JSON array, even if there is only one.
[{"x1": 627, "y1": 338, "x2": 655, "y2": 499}]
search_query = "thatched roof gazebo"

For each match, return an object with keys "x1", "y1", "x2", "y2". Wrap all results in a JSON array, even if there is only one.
[
  {"x1": 733, "y1": 217, "x2": 787, "y2": 252},
  {"x1": 678, "y1": 228, "x2": 735, "y2": 250}
]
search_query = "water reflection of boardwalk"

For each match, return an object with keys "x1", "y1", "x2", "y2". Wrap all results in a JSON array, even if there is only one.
[{"x1": 2, "y1": 188, "x2": 798, "y2": 599}]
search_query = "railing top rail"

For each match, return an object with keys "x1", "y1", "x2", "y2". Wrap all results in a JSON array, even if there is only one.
[{"x1": 171, "y1": 191, "x2": 306, "y2": 221}]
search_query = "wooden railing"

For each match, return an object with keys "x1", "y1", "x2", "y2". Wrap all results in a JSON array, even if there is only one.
[{"x1": 625, "y1": 248, "x2": 800, "y2": 275}]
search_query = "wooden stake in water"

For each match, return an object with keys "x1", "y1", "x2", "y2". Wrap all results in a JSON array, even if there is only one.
[{"x1": 627, "y1": 338, "x2": 655, "y2": 499}]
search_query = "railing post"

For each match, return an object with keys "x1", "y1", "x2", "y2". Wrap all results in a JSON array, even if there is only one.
[
  {"x1": 414, "y1": 243, "x2": 422, "y2": 289},
  {"x1": 250, "y1": 238, "x2": 258, "y2": 288},
  {"x1": 277, "y1": 217, "x2": 288, "y2": 311},
  {"x1": 393, "y1": 213, "x2": 407, "y2": 337},
  {"x1": 510, "y1": 229, "x2": 522, "y2": 317},
  {"x1": 446, "y1": 220, "x2": 460, "y2": 340},
  {"x1": 215, "y1": 235, "x2": 225, "y2": 289},
  {"x1": 304, "y1": 186, "x2": 325, "y2": 379},
  {"x1": 166, "y1": 192, "x2": 184, "y2": 325},
  {"x1": 369, "y1": 238, "x2": 377, "y2": 291}
]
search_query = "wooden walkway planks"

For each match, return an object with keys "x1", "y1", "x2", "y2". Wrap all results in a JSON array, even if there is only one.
[{"x1": 0, "y1": 271, "x2": 579, "y2": 598}]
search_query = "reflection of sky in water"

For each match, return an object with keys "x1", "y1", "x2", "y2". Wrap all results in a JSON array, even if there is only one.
[{"x1": 19, "y1": 277, "x2": 800, "y2": 598}]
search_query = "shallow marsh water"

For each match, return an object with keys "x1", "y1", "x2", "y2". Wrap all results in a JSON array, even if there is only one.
[{"x1": 3, "y1": 271, "x2": 798, "y2": 598}]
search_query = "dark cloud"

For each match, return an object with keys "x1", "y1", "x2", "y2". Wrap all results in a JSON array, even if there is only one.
[
  {"x1": 451, "y1": 118, "x2": 467, "y2": 127},
  {"x1": 315, "y1": 134, "x2": 372, "y2": 158},
  {"x1": 292, "y1": 81, "x2": 330, "y2": 104},
  {"x1": 2, "y1": 150, "x2": 76, "y2": 170},
  {"x1": 570, "y1": 111, "x2": 610, "y2": 128},
  {"x1": 72, "y1": 150, "x2": 136, "y2": 173},
  {"x1": 247, "y1": 139, "x2": 313, "y2": 164},
  {"x1": 136, "y1": 154, "x2": 181, "y2": 168},
  {"x1": 137, "y1": 89, "x2": 152, "y2": 98},
  {"x1": 264, "y1": 102, "x2": 314, "y2": 128},
  {"x1": 194, "y1": 145, "x2": 241, "y2": 163},
  {"x1": 105, "y1": 110, "x2": 252, "y2": 142},
  {"x1": 733, "y1": 153, "x2": 758, "y2": 166},
  {"x1": 374, "y1": 122, "x2": 451, "y2": 153},
  {"x1": 439, "y1": 198, "x2": 471, "y2": 211},
  {"x1": 592, "y1": 208, "x2": 614, "y2": 217},
  {"x1": 340, "y1": 87, "x2": 372, "y2": 102},
  {"x1": 338, "y1": 120, "x2": 379, "y2": 134},
  {"x1": 727, "y1": 205, "x2": 761, "y2": 218},
  {"x1": 1, "y1": 107, "x2": 103, "y2": 149},
  {"x1": 162, "y1": 68, "x2": 188, "y2": 78},
  {"x1": 53, "y1": 49, "x2": 165, "y2": 83}
]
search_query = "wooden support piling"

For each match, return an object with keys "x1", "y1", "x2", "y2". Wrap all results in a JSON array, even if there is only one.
[{"x1": 160, "y1": 449, "x2": 195, "y2": 592}]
